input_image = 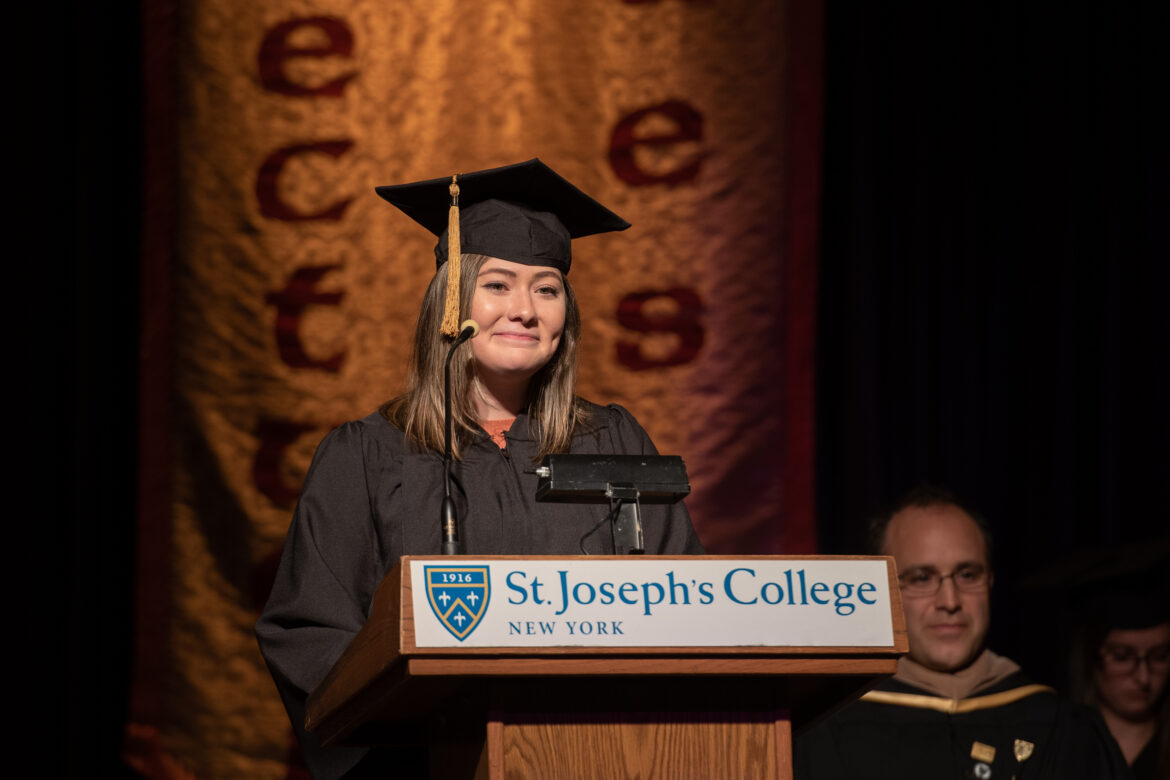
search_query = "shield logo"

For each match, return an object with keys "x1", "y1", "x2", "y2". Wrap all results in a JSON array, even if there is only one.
[
  {"x1": 1013, "y1": 739, "x2": 1034, "y2": 762},
  {"x1": 424, "y1": 566, "x2": 491, "y2": 641}
]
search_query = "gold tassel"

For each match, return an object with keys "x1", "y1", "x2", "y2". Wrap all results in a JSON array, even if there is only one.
[{"x1": 440, "y1": 175, "x2": 462, "y2": 338}]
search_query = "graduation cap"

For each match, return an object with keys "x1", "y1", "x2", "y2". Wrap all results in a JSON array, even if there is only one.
[
  {"x1": 1019, "y1": 537, "x2": 1170, "y2": 631},
  {"x1": 376, "y1": 158, "x2": 629, "y2": 336}
]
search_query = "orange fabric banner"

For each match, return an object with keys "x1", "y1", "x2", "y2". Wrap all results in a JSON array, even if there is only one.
[{"x1": 130, "y1": 0, "x2": 819, "y2": 775}]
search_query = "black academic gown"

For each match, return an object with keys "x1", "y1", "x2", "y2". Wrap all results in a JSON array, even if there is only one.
[
  {"x1": 795, "y1": 671, "x2": 1131, "y2": 780},
  {"x1": 1130, "y1": 730, "x2": 1163, "y2": 780},
  {"x1": 256, "y1": 401, "x2": 704, "y2": 779}
]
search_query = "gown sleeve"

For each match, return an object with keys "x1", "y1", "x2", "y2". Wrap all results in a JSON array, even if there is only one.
[
  {"x1": 255, "y1": 421, "x2": 388, "y2": 779},
  {"x1": 1026, "y1": 699, "x2": 1132, "y2": 780}
]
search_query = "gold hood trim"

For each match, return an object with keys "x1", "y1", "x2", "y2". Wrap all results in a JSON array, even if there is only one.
[{"x1": 860, "y1": 684, "x2": 1055, "y2": 714}]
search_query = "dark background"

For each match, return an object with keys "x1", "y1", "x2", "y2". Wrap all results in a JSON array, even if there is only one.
[
  {"x1": 815, "y1": 1, "x2": 1169, "y2": 682},
  {"x1": 48, "y1": 1, "x2": 1167, "y2": 774}
]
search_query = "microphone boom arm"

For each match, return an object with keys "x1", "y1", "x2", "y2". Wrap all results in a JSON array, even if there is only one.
[{"x1": 440, "y1": 320, "x2": 479, "y2": 555}]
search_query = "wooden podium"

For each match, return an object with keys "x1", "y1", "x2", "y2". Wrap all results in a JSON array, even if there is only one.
[{"x1": 306, "y1": 556, "x2": 906, "y2": 779}]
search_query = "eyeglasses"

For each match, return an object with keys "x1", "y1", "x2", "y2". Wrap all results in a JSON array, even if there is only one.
[
  {"x1": 898, "y1": 564, "x2": 989, "y2": 596},
  {"x1": 1098, "y1": 644, "x2": 1170, "y2": 676}
]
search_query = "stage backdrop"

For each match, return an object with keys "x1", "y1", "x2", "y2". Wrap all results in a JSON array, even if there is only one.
[{"x1": 128, "y1": 0, "x2": 821, "y2": 775}]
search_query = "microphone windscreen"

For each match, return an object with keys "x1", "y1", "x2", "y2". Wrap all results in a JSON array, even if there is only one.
[{"x1": 460, "y1": 319, "x2": 481, "y2": 337}]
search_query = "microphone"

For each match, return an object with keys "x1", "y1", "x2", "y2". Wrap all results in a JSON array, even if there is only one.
[
  {"x1": 441, "y1": 319, "x2": 479, "y2": 555},
  {"x1": 453, "y1": 319, "x2": 480, "y2": 342}
]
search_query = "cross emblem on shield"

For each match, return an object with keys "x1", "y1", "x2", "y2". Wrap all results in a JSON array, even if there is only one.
[{"x1": 424, "y1": 566, "x2": 491, "y2": 641}]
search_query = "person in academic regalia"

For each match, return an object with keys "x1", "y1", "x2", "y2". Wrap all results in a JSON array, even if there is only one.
[
  {"x1": 255, "y1": 160, "x2": 705, "y2": 779},
  {"x1": 1068, "y1": 585, "x2": 1169, "y2": 779},
  {"x1": 794, "y1": 485, "x2": 1128, "y2": 780}
]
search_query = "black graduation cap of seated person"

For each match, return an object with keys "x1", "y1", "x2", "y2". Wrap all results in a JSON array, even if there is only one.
[{"x1": 375, "y1": 158, "x2": 630, "y2": 275}]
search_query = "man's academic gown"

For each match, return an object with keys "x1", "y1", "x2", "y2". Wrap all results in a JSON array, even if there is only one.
[
  {"x1": 256, "y1": 402, "x2": 704, "y2": 778},
  {"x1": 795, "y1": 671, "x2": 1129, "y2": 780}
]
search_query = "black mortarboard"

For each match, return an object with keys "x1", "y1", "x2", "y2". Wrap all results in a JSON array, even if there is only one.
[
  {"x1": 376, "y1": 158, "x2": 629, "y2": 336},
  {"x1": 376, "y1": 157, "x2": 631, "y2": 273},
  {"x1": 1020, "y1": 537, "x2": 1170, "y2": 630}
]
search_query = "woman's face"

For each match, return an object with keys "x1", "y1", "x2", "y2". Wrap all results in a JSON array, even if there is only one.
[
  {"x1": 1093, "y1": 623, "x2": 1170, "y2": 722},
  {"x1": 468, "y1": 257, "x2": 567, "y2": 385}
]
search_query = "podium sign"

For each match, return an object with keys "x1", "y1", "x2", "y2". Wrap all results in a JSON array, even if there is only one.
[
  {"x1": 308, "y1": 555, "x2": 906, "y2": 779},
  {"x1": 411, "y1": 558, "x2": 894, "y2": 648}
]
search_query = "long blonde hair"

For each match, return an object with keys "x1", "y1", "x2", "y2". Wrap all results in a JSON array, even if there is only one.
[{"x1": 382, "y1": 253, "x2": 592, "y2": 459}]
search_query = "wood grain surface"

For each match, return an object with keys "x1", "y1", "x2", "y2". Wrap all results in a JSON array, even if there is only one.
[{"x1": 489, "y1": 711, "x2": 790, "y2": 780}]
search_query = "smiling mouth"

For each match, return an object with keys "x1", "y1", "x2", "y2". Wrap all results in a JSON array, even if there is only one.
[
  {"x1": 927, "y1": 623, "x2": 968, "y2": 633},
  {"x1": 494, "y1": 332, "x2": 538, "y2": 342}
]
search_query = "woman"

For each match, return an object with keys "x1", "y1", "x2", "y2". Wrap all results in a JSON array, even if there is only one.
[
  {"x1": 1070, "y1": 592, "x2": 1169, "y2": 780},
  {"x1": 256, "y1": 160, "x2": 705, "y2": 778}
]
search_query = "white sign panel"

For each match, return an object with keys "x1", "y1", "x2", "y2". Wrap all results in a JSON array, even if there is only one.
[{"x1": 409, "y1": 558, "x2": 894, "y2": 648}]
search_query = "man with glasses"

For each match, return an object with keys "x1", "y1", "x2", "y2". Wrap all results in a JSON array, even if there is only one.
[{"x1": 796, "y1": 485, "x2": 1127, "y2": 779}]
